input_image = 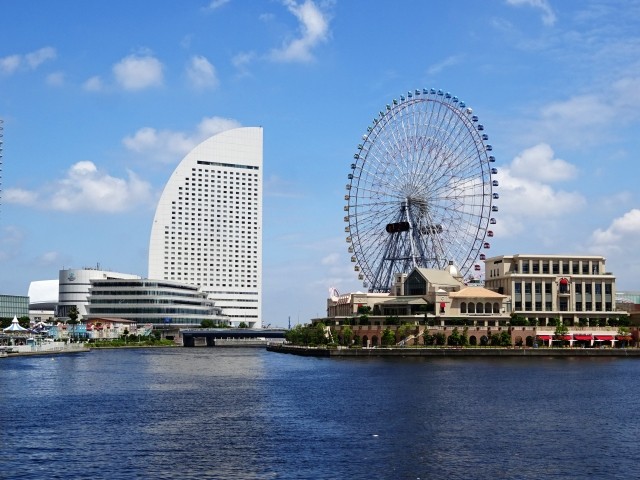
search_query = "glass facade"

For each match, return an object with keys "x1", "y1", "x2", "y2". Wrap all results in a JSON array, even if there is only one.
[{"x1": 0, "y1": 295, "x2": 29, "y2": 319}]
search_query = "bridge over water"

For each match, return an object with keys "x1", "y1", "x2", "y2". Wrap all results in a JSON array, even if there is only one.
[{"x1": 181, "y1": 328, "x2": 286, "y2": 347}]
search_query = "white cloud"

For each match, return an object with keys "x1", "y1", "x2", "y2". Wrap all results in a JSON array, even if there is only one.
[
  {"x1": 515, "y1": 77, "x2": 640, "y2": 148},
  {"x1": 46, "y1": 71, "x2": 65, "y2": 87},
  {"x1": 4, "y1": 188, "x2": 39, "y2": 205},
  {"x1": 0, "y1": 47, "x2": 56, "y2": 75},
  {"x1": 0, "y1": 55, "x2": 21, "y2": 75},
  {"x1": 204, "y1": 0, "x2": 230, "y2": 11},
  {"x1": 232, "y1": 51, "x2": 256, "y2": 77},
  {"x1": 83, "y1": 76, "x2": 104, "y2": 92},
  {"x1": 491, "y1": 145, "x2": 585, "y2": 239},
  {"x1": 427, "y1": 55, "x2": 463, "y2": 76},
  {"x1": 591, "y1": 209, "x2": 640, "y2": 247},
  {"x1": 186, "y1": 55, "x2": 218, "y2": 90},
  {"x1": 269, "y1": 0, "x2": 331, "y2": 63},
  {"x1": 4, "y1": 161, "x2": 153, "y2": 213},
  {"x1": 25, "y1": 47, "x2": 57, "y2": 68},
  {"x1": 510, "y1": 143, "x2": 578, "y2": 182},
  {"x1": 113, "y1": 54, "x2": 164, "y2": 91},
  {"x1": 321, "y1": 253, "x2": 340, "y2": 265},
  {"x1": 505, "y1": 0, "x2": 557, "y2": 26},
  {"x1": 588, "y1": 210, "x2": 640, "y2": 286},
  {"x1": 122, "y1": 116, "x2": 242, "y2": 163}
]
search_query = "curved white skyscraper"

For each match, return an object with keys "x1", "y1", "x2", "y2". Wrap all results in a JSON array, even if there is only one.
[{"x1": 149, "y1": 127, "x2": 262, "y2": 327}]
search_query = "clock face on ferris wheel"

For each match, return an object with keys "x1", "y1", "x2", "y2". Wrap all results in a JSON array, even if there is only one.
[{"x1": 344, "y1": 88, "x2": 498, "y2": 292}]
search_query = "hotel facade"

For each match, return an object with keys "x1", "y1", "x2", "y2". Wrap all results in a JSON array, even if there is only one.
[
  {"x1": 148, "y1": 127, "x2": 263, "y2": 328},
  {"x1": 483, "y1": 254, "x2": 621, "y2": 326}
]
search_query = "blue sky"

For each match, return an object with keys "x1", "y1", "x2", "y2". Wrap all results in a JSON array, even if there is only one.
[{"x1": 1, "y1": 0, "x2": 640, "y2": 327}]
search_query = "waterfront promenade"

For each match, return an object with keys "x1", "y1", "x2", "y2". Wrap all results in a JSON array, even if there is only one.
[{"x1": 268, "y1": 343, "x2": 640, "y2": 357}]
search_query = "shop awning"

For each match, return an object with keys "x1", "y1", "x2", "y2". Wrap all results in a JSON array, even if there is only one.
[
  {"x1": 616, "y1": 335, "x2": 632, "y2": 341},
  {"x1": 557, "y1": 335, "x2": 572, "y2": 341},
  {"x1": 537, "y1": 335, "x2": 552, "y2": 340},
  {"x1": 595, "y1": 335, "x2": 614, "y2": 341},
  {"x1": 574, "y1": 335, "x2": 593, "y2": 341}
]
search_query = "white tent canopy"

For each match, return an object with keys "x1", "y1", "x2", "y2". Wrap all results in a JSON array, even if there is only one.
[{"x1": 3, "y1": 316, "x2": 28, "y2": 332}]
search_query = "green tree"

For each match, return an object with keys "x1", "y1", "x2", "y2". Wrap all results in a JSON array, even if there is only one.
[
  {"x1": 447, "y1": 327, "x2": 462, "y2": 346},
  {"x1": 17, "y1": 316, "x2": 30, "y2": 329},
  {"x1": 461, "y1": 326, "x2": 469, "y2": 346},
  {"x1": 422, "y1": 330, "x2": 435, "y2": 346},
  {"x1": 385, "y1": 316, "x2": 400, "y2": 326},
  {"x1": 201, "y1": 319, "x2": 215, "y2": 328},
  {"x1": 434, "y1": 332, "x2": 446, "y2": 346},
  {"x1": 341, "y1": 325, "x2": 353, "y2": 346},
  {"x1": 554, "y1": 322, "x2": 569, "y2": 347},
  {"x1": 238, "y1": 322, "x2": 248, "y2": 328},
  {"x1": 67, "y1": 306, "x2": 80, "y2": 341},
  {"x1": 381, "y1": 327, "x2": 396, "y2": 346},
  {"x1": 499, "y1": 330, "x2": 512, "y2": 346},
  {"x1": 314, "y1": 322, "x2": 328, "y2": 345},
  {"x1": 396, "y1": 323, "x2": 411, "y2": 343}
]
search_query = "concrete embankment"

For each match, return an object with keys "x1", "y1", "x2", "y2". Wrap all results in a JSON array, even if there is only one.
[
  {"x1": 267, "y1": 344, "x2": 640, "y2": 358},
  {"x1": 1, "y1": 344, "x2": 90, "y2": 358}
]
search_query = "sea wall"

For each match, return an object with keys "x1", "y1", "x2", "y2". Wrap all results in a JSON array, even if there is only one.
[{"x1": 267, "y1": 344, "x2": 640, "y2": 358}]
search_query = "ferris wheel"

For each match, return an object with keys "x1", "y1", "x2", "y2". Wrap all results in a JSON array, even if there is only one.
[{"x1": 344, "y1": 88, "x2": 498, "y2": 292}]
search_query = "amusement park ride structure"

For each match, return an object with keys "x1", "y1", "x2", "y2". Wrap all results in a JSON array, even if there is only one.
[{"x1": 344, "y1": 89, "x2": 497, "y2": 292}]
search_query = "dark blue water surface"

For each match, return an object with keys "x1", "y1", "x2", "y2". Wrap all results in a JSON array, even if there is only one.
[{"x1": 1, "y1": 348, "x2": 639, "y2": 480}]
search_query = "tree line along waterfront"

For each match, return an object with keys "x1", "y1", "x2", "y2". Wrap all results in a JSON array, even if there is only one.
[{"x1": 285, "y1": 306, "x2": 635, "y2": 349}]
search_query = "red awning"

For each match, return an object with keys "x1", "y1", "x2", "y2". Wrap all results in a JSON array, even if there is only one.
[
  {"x1": 616, "y1": 335, "x2": 632, "y2": 341},
  {"x1": 537, "y1": 335, "x2": 552, "y2": 340},
  {"x1": 558, "y1": 335, "x2": 572, "y2": 341},
  {"x1": 595, "y1": 335, "x2": 614, "y2": 341},
  {"x1": 574, "y1": 335, "x2": 592, "y2": 341}
]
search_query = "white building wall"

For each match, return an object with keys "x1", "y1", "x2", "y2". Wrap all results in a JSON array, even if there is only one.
[
  {"x1": 148, "y1": 127, "x2": 263, "y2": 328},
  {"x1": 58, "y1": 268, "x2": 141, "y2": 318}
]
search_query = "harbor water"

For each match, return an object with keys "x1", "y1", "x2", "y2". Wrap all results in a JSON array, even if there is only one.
[{"x1": 1, "y1": 348, "x2": 639, "y2": 479}]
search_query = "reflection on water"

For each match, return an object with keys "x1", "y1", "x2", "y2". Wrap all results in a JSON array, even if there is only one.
[{"x1": 1, "y1": 349, "x2": 639, "y2": 479}]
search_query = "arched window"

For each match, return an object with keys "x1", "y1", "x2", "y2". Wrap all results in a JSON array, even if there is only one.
[
  {"x1": 461, "y1": 302, "x2": 467, "y2": 314},
  {"x1": 493, "y1": 302, "x2": 500, "y2": 313},
  {"x1": 468, "y1": 303, "x2": 476, "y2": 314},
  {"x1": 485, "y1": 302, "x2": 492, "y2": 314},
  {"x1": 477, "y1": 302, "x2": 484, "y2": 314}
]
